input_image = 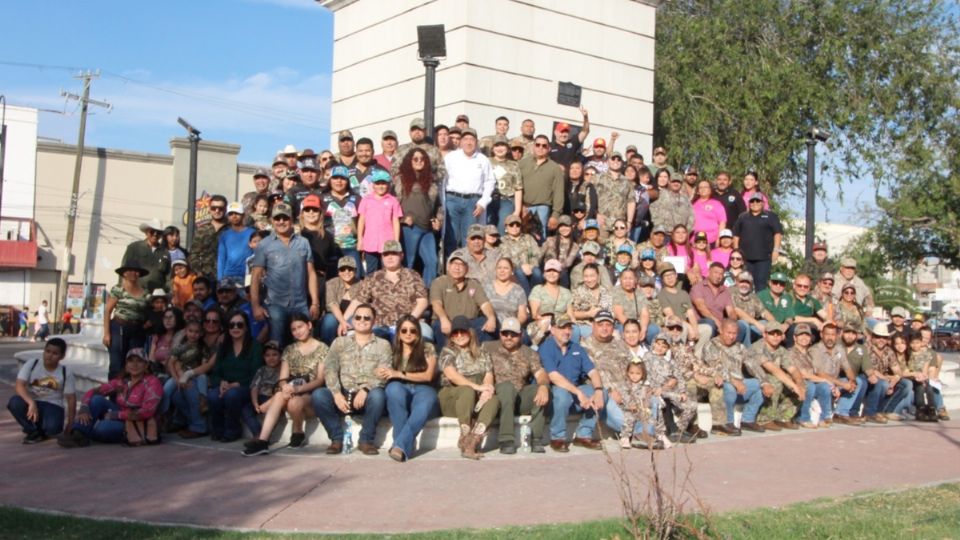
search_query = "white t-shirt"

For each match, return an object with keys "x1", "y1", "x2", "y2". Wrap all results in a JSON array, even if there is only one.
[
  {"x1": 37, "y1": 304, "x2": 49, "y2": 325},
  {"x1": 17, "y1": 359, "x2": 76, "y2": 407}
]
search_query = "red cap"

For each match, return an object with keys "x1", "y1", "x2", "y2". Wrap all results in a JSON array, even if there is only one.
[
  {"x1": 556, "y1": 122, "x2": 570, "y2": 132},
  {"x1": 593, "y1": 138, "x2": 606, "y2": 148},
  {"x1": 302, "y1": 194, "x2": 322, "y2": 210}
]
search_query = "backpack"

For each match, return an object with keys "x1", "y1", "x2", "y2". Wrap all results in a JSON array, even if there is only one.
[{"x1": 914, "y1": 383, "x2": 939, "y2": 422}]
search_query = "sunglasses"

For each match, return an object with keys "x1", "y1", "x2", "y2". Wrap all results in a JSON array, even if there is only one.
[
  {"x1": 614, "y1": 225, "x2": 626, "y2": 230},
  {"x1": 204, "y1": 318, "x2": 220, "y2": 324},
  {"x1": 399, "y1": 327, "x2": 419, "y2": 335},
  {"x1": 339, "y1": 267, "x2": 356, "y2": 272},
  {"x1": 451, "y1": 329, "x2": 471, "y2": 337},
  {"x1": 507, "y1": 223, "x2": 521, "y2": 228},
  {"x1": 770, "y1": 281, "x2": 786, "y2": 286},
  {"x1": 768, "y1": 331, "x2": 784, "y2": 336},
  {"x1": 500, "y1": 330, "x2": 520, "y2": 338},
  {"x1": 666, "y1": 325, "x2": 682, "y2": 330},
  {"x1": 534, "y1": 143, "x2": 549, "y2": 148},
  {"x1": 229, "y1": 322, "x2": 246, "y2": 329},
  {"x1": 272, "y1": 215, "x2": 291, "y2": 222},
  {"x1": 354, "y1": 314, "x2": 374, "y2": 322},
  {"x1": 210, "y1": 206, "x2": 226, "y2": 212},
  {"x1": 302, "y1": 207, "x2": 320, "y2": 213}
]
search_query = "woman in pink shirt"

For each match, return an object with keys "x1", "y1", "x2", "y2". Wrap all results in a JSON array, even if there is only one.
[
  {"x1": 741, "y1": 171, "x2": 770, "y2": 210},
  {"x1": 691, "y1": 179, "x2": 727, "y2": 245},
  {"x1": 357, "y1": 169, "x2": 403, "y2": 274},
  {"x1": 690, "y1": 231, "x2": 712, "y2": 278},
  {"x1": 710, "y1": 229, "x2": 735, "y2": 268}
]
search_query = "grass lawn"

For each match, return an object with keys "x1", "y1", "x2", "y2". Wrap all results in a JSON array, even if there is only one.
[{"x1": 1, "y1": 482, "x2": 958, "y2": 539}]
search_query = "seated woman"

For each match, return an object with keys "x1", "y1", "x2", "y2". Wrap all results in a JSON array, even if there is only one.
[
  {"x1": 59, "y1": 348, "x2": 163, "y2": 447},
  {"x1": 438, "y1": 316, "x2": 499, "y2": 460},
  {"x1": 379, "y1": 314, "x2": 439, "y2": 462},
  {"x1": 208, "y1": 311, "x2": 263, "y2": 443},
  {"x1": 483, "y1": 258, "x2": 529, "y2": 328},
  {"x1": 570, "y1": 263, "x2": 613, "y2": 342},
  {"x1": 242, "y1": 314, "x2": 328, "y2": 456},
  {"x1": 527, "y1": 259, "x2": 573, "y2": 346},
  {"x1": 319, "y1": 256, "x2": 359, "y2": 345}
]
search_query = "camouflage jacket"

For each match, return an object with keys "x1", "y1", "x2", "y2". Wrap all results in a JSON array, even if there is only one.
[
  {"x1": 188, "y1": 222, "x2": 225, "y2": 278},
  {"x1": 642, "y1": 351, "x2": 685, "y2": 394},
  {"x1": 498, "y1": 234, "x2": 542, "y2": 267},
  {"x1": 701, "y1": 337, "x2": 747, "y2": 382},
  {"x1": 323, "y1": 335, "x2": 392, "y2": 393},
  {"x1": 649, "y1": 190, "x2": 695, "y2": 231},
  {"x1": 595, "y1": 173, "x2": 632, "y2": 222},
  {"x1": 581, "y1": 336, "x2": 632, "y2": 390}
]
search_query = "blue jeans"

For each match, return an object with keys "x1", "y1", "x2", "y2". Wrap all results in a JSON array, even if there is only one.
[
  {"x1": 893, "y1": 382, "x2": 915, "y2": 416},
  {"x1": 603, "y1": 392, "x2": 658, "y2": 436},
  {"x1": 835, "y1": 375, "x2": 867, "y2": 417},
  {"x1": 108, "y1": 321, "x2": 145, "y2": 380},
  {"x1": 311, "y1": 387, "x2": 387, "y2": 445},
  {"x1": 722, "y1": 378, "x2": 763, "y2": 423},
  {"x1": 514, "y1": 267, "x2": 544, "y2": 296},
  {"x1": 7, "y1": 395, "x2": 64, "y2": 436},
  {"x1": 171, "y1": 378, "x2": 208, "y2": 433},
  {"x1": 402, "y1": 224, "x2": 438, "y2": 288},
  {"x1": 549, "y1": 384, "x2": 599, "y2": 440},
  {"x1": 444, "y1": 193, "x2": 480, "y2": 254},
  {"x1": 71, "y1": 395, "x2": 125, "y2": 443},
  {"x1": 207, "y1": 386, "x2": 254, "y2": 440},
  {"x1": 363, "y1": 252, "x2": 381, "y2": 274},
  {"x1": 746, "y1": 259, "x2": 772, "y2": 292},
  {"x1": 879, "y1": 379, "x2": 911, "y2": 414},
  {"x1": 798, "y1": 381, "x2": 832, "y2": 422},
  {"x1": 385, "y1": 381, "x2": 439, "y2": 459},
  {"x1": 319, "y1": 313, "x2": 340, "y2": 345},
  {"x1": 527, "y1": 204, "x2": 550, "y2": 243},
  {"x1": 487, "y1": 197, "x2": 515, "y2": 235},
  {"x1": 266, "y1": 303, "x2": 310, "y2": 348},
  {"x1": 644, "y1": 323, "x2": 661, "y2": 346}
]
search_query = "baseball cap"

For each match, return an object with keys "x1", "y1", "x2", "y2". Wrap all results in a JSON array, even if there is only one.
[
  {"x1": 382, "y1": 240, "x2": 403, "y2": 254},
  {"x1": 664, "y1": 315, "x2": 684, "y2": 328},
  {"x1": 485, "y1": 224, "x2": 500, "y2": 236},
  {"x1": 556, "y1": 122, "x2": 570, "y2": 132},
  {"x1": 584, "y1": 219, "x2": 599, "y2": 230},
  {"x1": 509, "y1": 137, "x2": 526, "y2": 149},
  {"x1": 218, "y1": 277, "x2": 241, "y2": 291},
  {"x1": 371, "y1": 169, "x2": 392, "y2": 183},
  {"x1": 718, "y1": 229, "x2": 733, "y2": 239},
  {"x1": 447, "y1": 249, "x2": 468, "y2": 265},
  {"x1": 748, "y1": 192, "x2": 765, "y2": 203},
  {"x1": 455, "y1": 114, "x2": 470, "y2": 123},
  {"x1": 594, "y1": 311, "x2": 615, "y2": 324},
  {"x1": 337, "y1": 256, "x2": 357, "y2": 269},
  {"x1": 641, "y1": 248, "x2": 656, "y2": 260},
  {"x1": 544, "y1": 259, "x2": 563, "y2": 272},
  {"x1": 554, "y1": 314, "x2": 573, "y2": 327},
  {"x1": 593, "y1": 138, "x2": 607, "y2": 148},
  {"x1": 581, "y1": 241, "x2": 601, "y2": 255},
  {"x1": 125, "y1": 348, "x2": 147, "y2": 362},
  {"x1": 300, "y1": 156, "x2": 319, "y2": 171},
  {"x1": 272, "y1": 153, "x2": 286, "y2": 166},
  {"x1": 172, "y1": 259, "x2": 188, "y2": 268},
  {"x1": 638, "y1": 274, "x2": 656, "y2": 287},
  {"x1": 382, "y1": 129, "x2": 398, "y2": 140},
  {"x1": 891, "y1": 307, "x2": 909, "y2": 318},
  {"x1": 460, "y1": 127, "x2": 478, "y2": 139},
  {"x1": 505, "y1": 214, "x2": 522, "y2": 225},
  {"x1": 610, "y1": 151, "x2": 623, "y2": 160},
  {"x1": 769, "y1": 271, "x2": 788, "y2": 283},
  {"x1": 653, "y1": 146, "x2": 667, "y2": 155},
  {"x1": 658, "y1": 262, "x2": 677, "y2": 275},
  {"x1": 492, "y1": 135, "x2": 509, "y2": 146},
  {"x1": 338, "y1": 130, "x2": 354, "y2": 141},
  {"x1": 331, "y1": 165, "x2": 350, "y2": 179},
  {"x1": 694, "y1": 231, "x2": 708, "y2": 242},
  {"x1": 669, "y1": 173, "x2": 683, "y2": 183},
  {"x1": 301, "y1": 194, "x2": 322, "y2": 210},
  {"x1": 840, "y1": 257, "x2": 857, "y2": 268},
  {"x1": 253, "y1": 167, "x2": 270, "y2": 179},
  {"x1": 765, "y1": 321, "x2": 785, "y2": 333},
  {"x1": 684, "y1": 166, "x2": 699, "y2": 176},
  {"x1": 558, "y1": 215, "x2": 572, "y2": 226},
  {"x1": 271, "y1": 203, "x2": 293, "y2": 218},
  {"x1": 500, "y1": 317, "x2": 521, "y2": 334},
  {"x1": 842, "y1": 322, "x2": 860, "y2": 333},
  {"x1": 820, "y1": 272, "x2": 835, "y2": 282},
  {"x1": 738, "y1": 272, "x2": 754, "y2": 283},
  {"x1": 617, "y1": 244, "x2": 634, "y2": 255},
  {"x1": 263, "y1": 341, "x2": 282, "y2": 352},
  {"x1": 794, "y1": 323, "x2": 813, "y2": 336},
  {"x1": 451, "y1": 315, "x2": 471, "y2": 333},
  {"x1": 813, "y1": 242, "x2": 827, "y2": 251},
  {"x1": 652, "y1": 225, "x2": 669, "y2": 235},
  {"x1": 226, "y1": 202, "x2": 244, "y2": 215},
  {"x1": 626, "y1": 145, "x2": 638, "y2": 153},
  {"x1": 410, "y1": 118, "x2": 426, "y2": 130},
  {"x1": 653, "y1": 333, "x2": 670, "y2": 344},
  {"x1": 467, "y1": 223, "x2": 486, "y2": 238}
]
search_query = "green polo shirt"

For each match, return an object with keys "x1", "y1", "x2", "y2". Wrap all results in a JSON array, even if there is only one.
[
  {"x1": 788, "y1": 294, "x2": 822, "y2": 319},
  {"x1": 758, "y1": 289, "x2": 794, "y2": 323}
]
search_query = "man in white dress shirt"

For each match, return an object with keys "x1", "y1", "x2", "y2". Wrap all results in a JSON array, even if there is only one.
[{"x1": 443, "y1": 128, "x2": 495, "y2": 256}]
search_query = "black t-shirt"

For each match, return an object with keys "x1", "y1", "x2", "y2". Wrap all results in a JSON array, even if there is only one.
[
  {"x1": 732, "y1": 210, "x2": 783, "y2": 261},
  {"x1": 550, "y1": 138, "x2": 584, "y2": 169},
  {"x1": 285, "y1": 185, "x2": 323, "y2": 221},
  {"x1": 714, "y1": 187, "x2": 746, "y2": 228}
]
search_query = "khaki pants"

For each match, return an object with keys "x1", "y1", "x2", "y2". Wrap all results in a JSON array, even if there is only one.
[
  {"x1": 494, "y1": 382, "x2": 545, "y2": 443},
  {"x1": 687, "y1": 380, "x2": 724, "y2": 425}
]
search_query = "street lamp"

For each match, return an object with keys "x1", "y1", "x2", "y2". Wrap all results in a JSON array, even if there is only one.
[
  {"x1": 178, "y1": 117, "x2": 201, "y2": 249},
  {"x1": 805, "y1": 127, "x2": 830, "y2": 260},
  {"x1": 417, "y1": 25, "x2": 446, "y2": 141}
]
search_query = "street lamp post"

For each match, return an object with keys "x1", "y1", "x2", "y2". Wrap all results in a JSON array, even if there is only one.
[
  {"x1": 805, "y1": 127, "x2": 830, "y2": 261},
  {"x1": 178, "y1": 117, "x2": 201, "y2": 249}
]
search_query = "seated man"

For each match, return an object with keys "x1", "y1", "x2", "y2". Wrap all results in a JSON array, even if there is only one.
[
  {"x1": 862, "y1": 322, "x2": 910, "y2": 423},
  {"x1": 569, "y1": 241, "x2": 614, "y2": 289},
  {"x1": 458, "y1": 223, "x2": 500, "y2": 284},
  {"x1": 485, "y1": 317, "x2": 549, "y2": 454},
  {"x1": 785, "y1": 274, "x2": 826, "y2": 346},
  {"x1": 811, "y1": 323, "x2": 859, "y2": 425},
  {"x1": 430, "y1": 251, "x2": 497, "y2": 350},
  {"x1": 7, "y1": 338, "x2": 76, "y2": 444},
  {"x1": 690, "y1": 262, "x2": 746, "y2": 350},
  {"x1": 658, "y1": 263, "x2": 701, "y2": 345},
  {"x1": 312, "y1": 304, "x2": 392, "y2": 455},
  {"x1": 784, "y1": 323, "x2": 833, "y2": 428},
  {"x1": 835, "y1": 323, "x2": 869, "y2": 424},
  {"x1": 757, "y1": 271, "x2": 795, "y2": 326},
  {"x1": 700, "y1": 319, "x2": 765, "y2": 436},
  {"x1": 538, "y1": 315, "x2": 605, "y2": 452},
  {"x1": 744, "y1": 322, "x2": 805, "y2": 430},
  {"x1": 731, "y1": 272, "x2": 775, "y2": 346}
]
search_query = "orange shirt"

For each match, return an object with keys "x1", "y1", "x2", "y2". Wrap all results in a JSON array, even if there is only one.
[{"x1": 172, "y1": 273, "x2": 197, "y2": 309}]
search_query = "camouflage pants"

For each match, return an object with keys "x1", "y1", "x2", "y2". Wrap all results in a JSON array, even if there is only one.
[
  {"x1": 662, "y1": 390, "x2": 699, "y2": 432},
  {"x1": 687, "y1": 380, "x2": 725, "y2": 425},
  {"x1": 756, "y1": 376, "x2": 800, "y2": 424}
]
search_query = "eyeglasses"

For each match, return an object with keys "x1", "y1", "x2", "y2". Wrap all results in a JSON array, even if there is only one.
[
  {"x1": 507, "y1": 223, "x2": 521, "y2": 228},
  {"x1": 204, "y1": 318, "x2": 220, "y2": 324},
  {"x1": 354, "y1": 314, "x2": 374, "y2": 322},
  {"x1": 534, "y1": 143, "x2": 549, "y2": 148},
  {"x1": 210, "y1": 206, "x2": 226, "y2": 212},
  {"x1": 273, "y1": 215, "x2": 291, "y2": 222},
  {"x1": 399, "y1": 327, "x2": 418, "y2": 335},
  {"x1": 822, "y1": 280, "x2": 834, "y2": 285},
  {"x1": 666, "y1": 325, "x2": 682, "y2": 331},
  {"x1": 768, "y1": 331, "x2": 784, "y2": 336},
  {"x1": 500, "y1": 331, "x2": 520, "y2": 338},
  {"x1": 229, "y1": 322, "x2": 246, "y2": 329},
  {"x1": 843, "y1": 290, "x2": 856, "y2": 295},
  {"x1": 794, "y1": 283, "x2": 811, "y2": 290},
  {"x1": 302, "y1": 207, "x2": 320, "y2": 213},
  {"x1": 610, "y1": 157, "x2": 622, "y2": 161},
  {"x1": 614, "y1": 225, "x2": 626, "y2": 230},
  {"x1": 770, "y1": 281, "x2": 786, "y2": 286}
]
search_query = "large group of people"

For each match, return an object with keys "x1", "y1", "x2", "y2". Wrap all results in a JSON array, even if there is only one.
[{"x1": 6, "y1": 111, "x2": 952, "y2": 461}]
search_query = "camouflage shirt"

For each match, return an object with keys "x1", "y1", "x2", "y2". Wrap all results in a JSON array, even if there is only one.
[
  {"x1": 351, "y1": 268, "x2": 428, "y2": 327},
  {"x1": 670, "y1": 341, "x2": 702, "y2": 382},
  {"x1": 283, "y1": 341, "x2": 329, "y2": 382},
  {"x1": 642, "y1": 351, "x2": 685, "y2": 392},
  {"x1": 732, "y1": 291, "x2": 766, "y2": 320},
  {"x1": 649, "y1": 190, "x2": 695, "y2": 232},
  {"x1": 869, "y1": 343, "x2": 898, "y2": 375},
  {"x1": 595, "y1": 172, "x2": 632, "y2": 222},
  {"x1": 615, "y1": 379, "x2": 655, "y2": 415},
  {"x1": 701, "y1": 337, "x2": 747, "y2": 381},
  {"x1": 909, "y1": 348, "x2": 936, "y2": 373},
  {"x1": 810, "y1": 342, "x2": 849, "y2": 378},
  {"x1": 612, "y1": 287, "x2": 645, "y2": 321},
  {"x1": 483, "y1": 341, "x2": 543, "y2": 392},
  {"x1": 324, "y1": 335, "x2": 392, "y2": 393},
  {"x1": 570, "y1": 284, "x2": 614, "y2": 321},
  {"x1": 581, "y1": 335, "x2": 632, "y2": 390},
  {"x1": 784, "y1": 346, "x2": 815, "y2": 374},
  {"x1": 489, "y1": 158, "x2": 523, "y2": 198},
  {"x1": 744, "y1": 340, "x2": 789, "y2": 380},
  {"x1": 498, "y1": 234, "x2": 542, "y2": 267},
  {"x1": 188, "y1": 222, "x2": 225, "y2": 278},
  {"x1": 438, "y1": 345, "x2": 493, "y2": 386}
]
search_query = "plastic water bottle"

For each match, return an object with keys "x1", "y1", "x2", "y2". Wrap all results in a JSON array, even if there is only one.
[
  {"x1": 343, "y1": 415, "x2": 354, "y2": 454},
  {"x1": 519, "y1": 418, "x2": 531, "y2": 453}
]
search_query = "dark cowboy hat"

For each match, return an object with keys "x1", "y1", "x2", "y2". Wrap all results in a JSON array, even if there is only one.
[{"x1": 115, "y1": 262, "x2": 149, "y2": 277}]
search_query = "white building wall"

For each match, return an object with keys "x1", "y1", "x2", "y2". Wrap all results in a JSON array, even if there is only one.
[
  {"x1": 322, "y1": 0, "x2": 656, "y2": 156},
  {"x1": 1, "y1": 105, "x2": 38, "y2": 221}
]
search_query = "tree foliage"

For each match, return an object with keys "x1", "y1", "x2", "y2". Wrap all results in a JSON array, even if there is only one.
[{"x1": 654, "y1": 0, "x2": 960, "y2": 229}]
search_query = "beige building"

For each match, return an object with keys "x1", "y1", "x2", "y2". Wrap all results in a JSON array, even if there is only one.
[{"x1": 0, "y1": 126, "x2": 258, "y2": 317}]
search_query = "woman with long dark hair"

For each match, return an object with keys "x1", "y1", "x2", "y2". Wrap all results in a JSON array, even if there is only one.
[
  {"x1": 164, "y1": 226, "x2": 188, "y2": 262},
  {"x1": 379, "y1": 314, "x2": 439, "y2": 462},
  {"x1": 394, "y1": 147, "x2": 441, "y2": 287},
  {"x1": 567, "y1": 161, "x2": 598, "y2": 219},
  {"x1": 208, "y1": 310, "x2": 263, "y2": 442}
]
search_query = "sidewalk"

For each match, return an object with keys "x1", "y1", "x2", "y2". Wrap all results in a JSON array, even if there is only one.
[{"x1": 1, "y1": 381, "x2": 958, "y2": 534}]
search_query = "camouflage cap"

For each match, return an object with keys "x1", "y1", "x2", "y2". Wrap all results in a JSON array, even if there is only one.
[
  {"x1": 638, "y1": 274, "x2": 657, "y2": 287},
  {"x1": 581, "y1": 241, "x2": 601, "y2": 255},
  {"x1": 653, "y1": 332, "x2": 670, "y2": 344},
  {"x1": 558, "y1": 215, "x2": 573, "y2": 226},
  {"x1": 554, "y1": 314, "x2": 573, "y2": 327},
  {"x1": 664, "y1": 315, "x2": 684, "y2": 328},
  {"x1": 484, "y1": 224, "x2": 500, "y2": 236},
  {"x1": 764, "y1": 321, "x2": 785, "y2": 333},
  {"x1": 794, "y1": 323, "x2": 813, "y2": 336},
  {"x1": 467, "y1": 223, "x2": 486, "y2": 238},
  {"x1": 509, "y1": 137, "x2": 526, "y2": 149},
  {"x1": 337, "y1": 256, "x2": 357, "y2": 269},
  {"x1": 492, "y1": 135, "x2": 509, "y2": 146},
  {"x1": 460, "y1": 127, "x2": 478, "y2": 139},
  {"x1": 652, "y1": 225, "x2": 669, "y2": 235},
  {"x1": 382, "y1": 240, "x2": 403, "y2": 254},
  {"x1": 338, "y1": 129, "x2": 354, "y2": 141},
  {"x1": 658, "y1": 261, "x2": 677, "y2": 275},
  {"x1": 271, "y1": 203, "x2": 292, "y2": 218}
]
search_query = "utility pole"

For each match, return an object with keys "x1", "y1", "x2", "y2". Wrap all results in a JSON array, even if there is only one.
[{"x1": 56, "y1": 71, "x2": 111, "y2": 329}]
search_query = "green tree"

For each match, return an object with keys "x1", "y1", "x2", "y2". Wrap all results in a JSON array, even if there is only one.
[{"x1": 654, "y1": 0, "x2": 960, "y2": 210}]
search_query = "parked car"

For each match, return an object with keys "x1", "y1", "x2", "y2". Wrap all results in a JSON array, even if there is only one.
[{"x1": 933, "y1": 319, "x2": 960, "y2": 351}]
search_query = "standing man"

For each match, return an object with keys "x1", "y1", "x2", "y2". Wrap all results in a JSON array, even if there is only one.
[
  {"x1": 7, "y1": 338, "x2": 75, "y2": 444},
  {"x1": 649, "y1": 173, "x2": 695, "y2": 232},
  {"x1": 831, "y1": 258, "x2": 875, "y2": 311},
  {"x1": 285, "y1": 155, "x2": 324, "y2": 221},
  {"x1": 249, "y1": 203, "x2": 320, "y2": 346},
  {"x1": 480, "y1": 115, "x2": 510, "y2": 155},
  {"x1": 374, "y1": 129, "x2": 399, "y2": 171},
  {"x1": 241, "y1": 167, "x2": 273, "y2": 216},
  {"x1": 189, "y1": 194, "x2": 229, "y2": 280},
  {"x1": 519, "y1": 134, "x2": 565, "y2": 242},
  {"x1": 217, "y1": 202, "x2": 254, "y2": 284},
  {"x1": 538, "y1": 315, "x2": 605, "y2": 452},
  {"x1": 335, "y1": 130, "x2": 357, "y2": 168},
  {"x1": 313, "y1": 303, "x2": 392, "y2": 455},
  {"x1": 488, "y1": 135, "x2": 524, "y2": 234},
  {"x1": 443, "y1": 128, "x2": 495, "y2": 254},
  {"x1": 122, "y1": 218, "x2": 171, "y2": 292},
  {"x1": 549, "y1": 107, "x2": 590, "y2": 169},
  {"x1": 594, "y1": 152, "x2": 634, "y2": 236},
  {"x1": 732, "y1": 192, "x2": 783, "y2": 290},
  {"x1": 485, "y1": 317, "x2": 549, "y2": 454},
  {"x1": 519, "y1": 118, "x2": 536, "y2": 154},
  {"x1": 799, "y1": 241, "x2": 836, "y2": 283},
  {"x1": 349, "y1": 137, "x2": 386, "y2": 198},
  {"x1": 649, "y1": 146, "x2": 674, "y2": 177},
  {"x1": 713, "y1": 171, "x2": 746, "y2": 230}
]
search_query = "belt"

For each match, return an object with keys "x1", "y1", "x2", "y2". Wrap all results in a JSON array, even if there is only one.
[{"x1": 446, "y1": 191, "x2": 480, "y2": 199}]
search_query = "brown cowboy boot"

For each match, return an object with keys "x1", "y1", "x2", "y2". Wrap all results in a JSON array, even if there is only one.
[
  {"x1": 458, "y1": 423, "x2": 471, "y2": 451},
  {"x1": 462, "y1": 423, "x2": 488, "y2": 460}
]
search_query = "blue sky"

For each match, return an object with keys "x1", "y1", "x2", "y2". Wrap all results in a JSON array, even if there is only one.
[{"x1": 0, "y1": 0, "x2": 872, "y2": 225}]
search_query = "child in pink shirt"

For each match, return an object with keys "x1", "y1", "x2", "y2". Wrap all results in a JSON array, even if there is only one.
[{"x1": 357, "y1": 169, "x2": 402, "y2": 273}]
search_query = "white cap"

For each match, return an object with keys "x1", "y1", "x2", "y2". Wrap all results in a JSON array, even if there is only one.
[
  {"x1": 719, "y1": 229, "x2": 733, "y2": 239},
  {"x1": 226, "y1": 202, "x2": 244, "y2": 215}
]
